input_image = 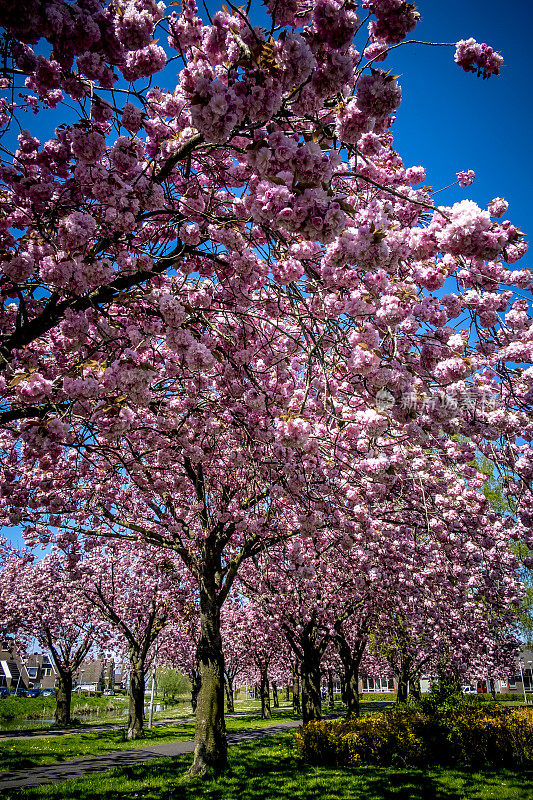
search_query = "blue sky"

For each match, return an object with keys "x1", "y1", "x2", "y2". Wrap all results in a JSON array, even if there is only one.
[
  {"x1": 384, "y1": 0, "x2": 533, "y2": 237},
  {"x1": 208, "y1": 0, "x2": 531, "y2": 236},
  {"x1": 2, "y1": 1, "x2": 531, "y2": 550}
]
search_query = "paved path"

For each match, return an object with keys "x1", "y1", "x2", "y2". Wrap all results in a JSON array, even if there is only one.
[{"x1": 0, "y1": 721, "x2": 302, "y2": 791}]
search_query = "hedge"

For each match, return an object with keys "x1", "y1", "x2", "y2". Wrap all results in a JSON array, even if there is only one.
[{"x1": 294, "y1": 706, "x2": 533, "y2": 769}]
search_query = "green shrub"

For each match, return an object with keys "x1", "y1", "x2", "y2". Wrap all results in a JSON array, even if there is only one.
[
  {"x1": 294, "y1": 706, "x2": 533, "y2": 769},
  {"x1": 360, "y1": 692, "x2": 396, "y2": 702}
]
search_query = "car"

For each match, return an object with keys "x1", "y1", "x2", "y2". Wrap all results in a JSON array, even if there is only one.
[
  {"x1": 25, "y1": 688, "x2": 41, "y2": 698},
  {"x1": 462, "y1": 685, "x2": 476, "y2": 694},
  {"x1": 13, "y1": 687, "x2": 28, "y2": 697},
  {"x1": 0, "y1": 687, "x2": 10, "y2": 699},
  {"x1": 103, "y1": 689, "x2": 115, "y2": 696},
  {"x1": 40, "y1": 688, "x2": 56, "y2": 697}
]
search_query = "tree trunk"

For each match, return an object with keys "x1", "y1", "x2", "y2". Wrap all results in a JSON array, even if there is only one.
[
  {"x1": 334, "y1": 631, "x2": 365, "y2": 718},
  {"x1": 272, "y1": 680, "x2": 279, "y2": 708},
  {"x1": 301, "y1": 653, "x2": 322, "y2": 724},
  {"x1": 411, "y1": 675, "x2": 422, "y2": 701},
  {"x1": 397, "y1": 659, "x2": 411, "y2": 703},
  {"x1": 224, "y1": 676, "x2": 234, "y2": 713},
  {"x1": 327, "y1": 669, "x2": 335, "y2": 711},
  {"x1": 260, "y1": 667, "x2": 271, "y2": 719},
  {"x1": 339, "y1": 673, "x2": 346, "y2": 705},
  {"x1": 54, "y1": 671, "x2": 73, "y2": 726},
  {"x1": 292, "y1": 664, "x2": 301, "y2": 714},
  {"x1": 191, "y1": 668, "x2": 201, "y2": 713},
  {"x1": 128, "y1": 658, "x2": 145, "y2": 740},
  {"x1": 344, "y1": 663, "x2": 361, "y2": 717},
  {"x1": 285, "y1": 684, "x2": 290, "y2": 702},
  {"x1": 188, "y1": 586, "x2": 227, "y2": 777}
]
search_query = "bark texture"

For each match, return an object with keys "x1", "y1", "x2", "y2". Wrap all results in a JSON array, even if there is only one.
[
  {"x1": 191, "y1": 668, "x2": 201, "y2": 713},
  {"x1": 396, "y1": 656, "x2": 411, "y2": 703},
  {"x1": 301, "y1": 649, "x2": 322, "y2": 724},
  {"x1": 260, "y1": 667, "x2": 272, "y2": 719},
  {"x1": 272, "y1": 680, "x2": 280, "y2": 708},
  {"x1": 292, "y1": 665, "x2": 301, "y2": 714},
  {"x1": 54, "y1": 671, "x2": 73, "y2": 726},
  {"x1": 224, "y1": 676, "x2": 235, "y2": 713},
  {"x1": 128, "y1": 659, "x2": 146, "y2": 740},
  {"x1": 188, "y1": 587, "x2": 227, "y2": 776}
]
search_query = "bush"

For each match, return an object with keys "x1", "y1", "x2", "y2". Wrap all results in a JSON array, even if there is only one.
[
  {"x1": 294, "y1": 706, "x2": 533, "y2": 769},
  {"x1": 360, "y1": 692, "x2": 396, "y2": 702}
]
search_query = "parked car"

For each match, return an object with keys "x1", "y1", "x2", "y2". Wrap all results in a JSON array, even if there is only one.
[
  {"x1": 13, "y1": 687, "x2": 28, "y2": 697},
  {"x1": 40, "y1": 688, "x2": 56, "y2": 697},
  {"x1": 25, "y1": 688, "x2": 41, "y2": 698},
  {"x1": 462, "y1": 685, "x2": 476, "y2": 694},
  {"x1": 0, "y1": 687, "x2": 10, "y2": 699},
  {"x1": 103, "y1": 689, "x2": 115, "y2": 696}
]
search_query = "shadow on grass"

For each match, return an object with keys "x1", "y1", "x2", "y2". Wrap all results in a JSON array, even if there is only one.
[{"x1": 13, "y1": 732, "x2": 533, "y2": 800}]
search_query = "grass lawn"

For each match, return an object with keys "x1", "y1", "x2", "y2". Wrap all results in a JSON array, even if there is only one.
[
  {"x1": 9, "y1": 731, "x2": 533, "y2": 800},
  {"x1": 0, "y1": 708, "x2": 302, "y2": 773}
]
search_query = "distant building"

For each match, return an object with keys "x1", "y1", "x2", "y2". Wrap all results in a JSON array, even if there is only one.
[
  {"x1": 24, "y1": 653, "x2": 58, "y2": 690},
  {"x1": 498, "y1": 647, "x2": 533, "y2": 695},
  {"x1": 73, "y1": 658, "x2": 115, "y2": 693},
  {"x1": 0, "y1": 641, "x2": 29, "y2": 691},
  {"x1": 113, "y1": 662, "x2": 129, "y2": 692}
]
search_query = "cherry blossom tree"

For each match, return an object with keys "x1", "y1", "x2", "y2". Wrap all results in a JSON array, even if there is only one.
[
  {"x1": 69, "y1": 539, "x2": 191, "y2": 739},
  {"x1": 0, "y1": 550, "x2": 104, "y2": 724},
  {"x1": 222, "y1": 600, "x2": 289, "y2": 719},
  {"x1": 220, "y1": 600, "x2": 251, "y2": 713},
  {"x1": 0, "y1": 0, "x2": 530, "y2": 777}
]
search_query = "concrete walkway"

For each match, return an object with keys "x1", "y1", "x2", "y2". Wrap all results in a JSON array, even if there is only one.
[{"x1": 0, "y1": 721, "x2": 302, "y2": 791}]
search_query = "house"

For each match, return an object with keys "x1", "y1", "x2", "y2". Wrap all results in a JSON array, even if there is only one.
[
  {"x1": 73, "y1": 658, "x2": 115, "y2": 693},
  {"x1": 360, "y1": 675, "x2": 397, "y2": 693},
  {"x1": 113, "y1": 662, "x2": 129, "y2": 692},
  {"x1": 498, "y1": 647, "x2": 533, "y2": 695},
  {"x1": 0, "y1": 642, "x2": 29, "y2": 692},
  {"x1": 24, "y1": 653, "x2": 58, "y2": 690}
]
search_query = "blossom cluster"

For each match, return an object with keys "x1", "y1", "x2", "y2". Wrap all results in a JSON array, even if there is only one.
[{"x1": 455, "y1": 38, "x2": 504, "y2": 79}]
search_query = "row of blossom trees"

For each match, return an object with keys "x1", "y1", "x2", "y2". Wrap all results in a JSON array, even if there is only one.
[
  {"x1": 0, "y1": 525, "x2": 521, "y2": 731},
  {"x1": 0, "y1": 0, "x2": 531, "y2": 777}
]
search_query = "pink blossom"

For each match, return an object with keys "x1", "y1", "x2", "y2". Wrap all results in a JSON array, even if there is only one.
[
  {"x1": 59, "y1": 212, "x2": 97, "y2": 252},
  {"x1": 121, "y1": 44, "x2": 167, "y2": 82},
  {"x1": 455, "y1": 38, "x2": 504, "y2": 79},
  {"x1": 457, "y1": 169, "x2": 475, "y2": 187},
  {"x1": 71, "y1": 127, "x2": 106, "y2": 163},
  {"x1": 335, "y1": 101, "x2": 375, "y2": 145},
  {"x1": 356, "y1": 68, "x2": 402, "y2": 119},
  {"x1": 488, "y1": 197, "x2": 509, "y2": 218}
]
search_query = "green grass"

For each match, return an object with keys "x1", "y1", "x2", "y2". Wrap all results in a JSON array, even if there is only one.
[
  {"x1": 0, "y1": 708, "x2": 302, "y2": 773},
  {"x1": 0, "y1": 700, "x2": 395, "y2": 773},
  {"x1": 0, "y1": 694, "x2": 130, "y2": 723},
  {"x1": 10, "y1": 731, "x2": 533, "y2": 800}
]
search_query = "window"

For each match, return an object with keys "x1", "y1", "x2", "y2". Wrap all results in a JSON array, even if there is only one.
[
  {"x1": 43, "y1": 667, "x2": 52, "y2": 677},
  {"x1": 27, "y1": 668, "x2": 38, "y2": 678}
]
